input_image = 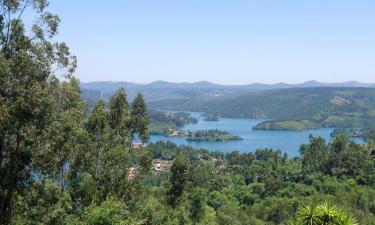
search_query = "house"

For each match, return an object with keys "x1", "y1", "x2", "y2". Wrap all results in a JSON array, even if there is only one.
[
  {"x1": 152, "y1": 159, "x2": 171, "y2": 172},
  {"x1": 131, "y1": 142, "x2": 144, "y2": 149}
]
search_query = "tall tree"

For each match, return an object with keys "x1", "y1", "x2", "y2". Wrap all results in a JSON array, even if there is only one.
[
  {"x1": 0, "y1": 1, "x2": 76, "y2": 223},
  {"x1": 87, "y1": 100, "x2": 108, "y2": 138},
  {"x1": 131, "y1": 93, "x2": 149, "y2": 143},
  {"x1": 168, "y1": 156, "x2": 189, "y2": 208},
  {"x1": 86, "y1": 99, "x2": 108, "y2": 202},
  {"x1": 108, "y1": 88, "x2": 131, "y2": 145},
  {"x1": 33, "y1": 77, "x2": 86, "y2": 190}
]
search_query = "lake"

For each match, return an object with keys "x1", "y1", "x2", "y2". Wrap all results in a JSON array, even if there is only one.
[{"x1": 149, "y1": 112, "x2": 364, "y2": 157}]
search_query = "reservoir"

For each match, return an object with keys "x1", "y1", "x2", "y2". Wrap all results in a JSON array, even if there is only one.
[{"x1": 149, "y1": 112, "x2": 364, "y2": 157}]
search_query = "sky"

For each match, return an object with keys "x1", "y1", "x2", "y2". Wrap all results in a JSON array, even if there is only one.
[{"x1": 33, "y1": 0, "x2": 375, "y2": 84}]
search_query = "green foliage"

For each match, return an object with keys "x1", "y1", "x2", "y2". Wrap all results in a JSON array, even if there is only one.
[
  {"x1": 149, "y1": 110, "x2": 198, "y2": 128},
  {"x1": 300, "y1": 136, "x2": 329, "y2": 175},
  {"x1": 168, "y1": 156, "x2": 189, "y2": 208},
  {"x1": 137, "y1": 196, "x2": 171, "y2": 225},
  {"x1": 294, "y1": 202, "x2": 358, "y2": 225},
  {"x1": 254, "y1": 120, "x2": 317, "y2": 131},
  {"x1": 189, "y1": 188, "x2": 206, "y2": 224},
  {"x1": 79, "y1": 199, "x2": 131, "y2": 225},
  {"x1": 131, "y1": 93, "x2": 149, "y2": 143},
  {"x1": 148, "y1": 122, "x2": 174, "y2": 135},
  {"x1": 87, "y1": 100, "x2": 108, "y2": 139},
  {"x1": 150, "y1": 87, "x2": 375, "y2": 134},
  {"x1": 328, "y1": 135, "x2": 368, "y2": 177},
  {"x1": 11, "y1": 180, "x2": 73, "y2": 225},
  {"x1": 0, "y1": 0, "x2": 76, "y2": 223},
  {"x1": 146, "y1": 141, "x2": 219, "y2": 161},
  {"x1": 186, "y1": 129, "x2": 243, "y2": 141},
  {"x1": 148, "y1": 111, "x2": 198, "y2": 136},
  {"x1": 108, "y1": 88, "x2": 131, "y2": 145},
  {"x1": 1, "y1": 2, "x2": 374, "y2": 224}
]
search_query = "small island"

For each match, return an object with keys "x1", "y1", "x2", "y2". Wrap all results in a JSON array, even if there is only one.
[
  {"x1": 148, "y1": 111, "x2": 198, "y2": 135},
  {"x1": 186, "y1": 129, "x2": 243, "y2": 141},
  {"x1": 253, "y1": 120, "x2": 317, "y2": 131},
  {"x1": 203, "y1": 112, "x2": 220, "y2": 121}
]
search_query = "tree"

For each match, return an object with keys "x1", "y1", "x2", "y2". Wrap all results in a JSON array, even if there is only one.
[
  {"x1": 139, "y1": 196, "x2": 171, "y2": 225},
  {"x1": 168, "y1": 156, "x2": 189, "y2": 208},
  {"x1": 131, "y1": 93, "x2": 149, "y2": 143},
  {"x1": 108, "y1": 88, "x2": 131, "y2": 146},
  {"x1": 189, "y1": 188, "x2": 206, "y2": 225},
  {"x1": 87, "y1": 100, "x2": 108, "y2": 140},
  {"x1": 85, "y1": 100, "x2": 109, "y2": 203},
  {"x1": 0, "y1": 0, "x2": 76, "y2": 223},
  {"x1": 33, "y1": 77, "x2": 86, "y2": 191},
  {"x1": 328, "y1": 135, "x2": 367, "y2": 177},
  {"x1": 11, "y1": 180, "x2": 73, "y2": 225},
  {"x1": 87, "y1": 100, "x2": 108, "y2": 167},
  {"x1": 100, "y1": 144, "x2": 130, "y2": 200},
  {"x1": 300, "y1": 136, "x2": 329, "y2": 175},
  {"x1": 80, "y1": 199, "x2": 131, "y2": 225}
]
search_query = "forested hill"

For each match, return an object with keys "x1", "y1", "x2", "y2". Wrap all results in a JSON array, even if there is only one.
[
  {"x1": 81, "y1": 83, "x2": 375, "y2": 129},
  {"x1": 148, "y1": 87, "x2": 375, "y2": 128},
  {"x1": 80, "y1": 80, "x2": 375, "y2": 104}
]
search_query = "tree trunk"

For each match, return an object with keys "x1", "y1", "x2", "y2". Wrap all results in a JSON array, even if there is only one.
[
  {"x1": 0, "y1": 190, "x2": 14, "y2": 225},
  {"x1": 61, "y1": 163, "x2": 65, "y2": 191}
]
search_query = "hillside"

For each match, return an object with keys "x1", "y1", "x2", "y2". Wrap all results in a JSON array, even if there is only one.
[
  {"x1": 149, "y1": 87, "x2": 375, "y2": 130},
  {"x1": 80, "y1": 80, "x2": 375, "y2": 104},
  {"x1": 80, "y1": 82, "x2": 375, "y2": 131}
]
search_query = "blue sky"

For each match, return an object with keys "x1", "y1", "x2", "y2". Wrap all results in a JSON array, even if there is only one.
[{"x1": 39, "y1": 0, "x2": 375, "y2": 84}]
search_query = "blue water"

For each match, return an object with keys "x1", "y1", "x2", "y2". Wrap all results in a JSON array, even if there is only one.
[{"x1": 149, "y1": 112, "x2": 364, "y2": 157}]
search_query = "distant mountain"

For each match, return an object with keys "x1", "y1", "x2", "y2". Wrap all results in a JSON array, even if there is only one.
[
  {"x1": 242, "y1": 80, "x2": 375, "y2": 90},
  {"x1": 80, "y1": 80, "x2": 246, "y2": 103},
  {"x1": 80, "y1": 80, "x2": 375, "y2": 104}
]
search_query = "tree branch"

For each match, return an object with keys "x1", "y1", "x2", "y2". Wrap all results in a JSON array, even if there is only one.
[{"x1": 7, "y1": 0, "x2": 30, "y2": 48}]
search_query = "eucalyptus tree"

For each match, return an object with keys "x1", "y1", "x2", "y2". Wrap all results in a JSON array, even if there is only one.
[
  {"x1": 0, "y1": 0, "x2": 76, "y2": 223},
  {"x1": 108, "y1": 87, "x2": 131, "y2": 147},
  {"x1": 32, "y1": 77, "x2": 86, "y2": 190},
  {"x1": 85, "y1": 99, "x2": 109, "y2": 201},
  {"x1": 168, "y1": 156, "x2": 189, "y2": 208},
  {"x1": 131, "y1": 93, "x2": 149, "y2": 144}
]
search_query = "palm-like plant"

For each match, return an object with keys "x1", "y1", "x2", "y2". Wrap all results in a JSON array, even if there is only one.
[
  {"x1": 294, "y1": 202, "x2": 358, "y2": 225},
  {"x1": 298, "y1": 205, "x2": 320, "y2": 225}
]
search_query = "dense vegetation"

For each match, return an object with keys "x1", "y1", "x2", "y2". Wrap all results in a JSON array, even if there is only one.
[
  {"x1": 138, "y1": 135, "x2": 375, "y2": 225},
  {"x1": 254, "y1": 120, "x2": 318, "y2": 131},
  {"x1": 186, "y1": 129, "x2": 243, "y2": 141},
  {"x1": 149, "y1": 111, "x2": 198, "y2": 127},
  {"x1": 148, "y1": 110, "x2": 198, "y2": 135},
  {"x1": 331, "y1": 128, "x2": 363, "y2": 138},
  {"x1": 1, "y1": 1, "x2": 375, "y2": 225}
]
